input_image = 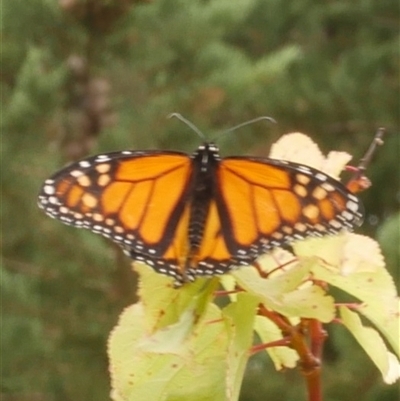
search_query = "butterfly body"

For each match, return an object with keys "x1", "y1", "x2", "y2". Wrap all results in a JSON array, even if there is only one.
[
  {"x1": 184, "y1": 145, "x2": 218, "y2": 265},
  {"x1": 38, "y1": 142, "x2": 363, "y2": 285}
]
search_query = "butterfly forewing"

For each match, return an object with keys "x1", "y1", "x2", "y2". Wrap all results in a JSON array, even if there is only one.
[
  {"x1": 216, "y1": 157, "x2": 363, "y2": 258},
  {"x1": 38, "y1": 150, "x2": 193, "y2": 259}
]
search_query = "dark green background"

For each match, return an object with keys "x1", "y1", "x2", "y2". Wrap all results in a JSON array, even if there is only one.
[{"x1": 2, "y1": 0, "x2": 399, "y2": 400}]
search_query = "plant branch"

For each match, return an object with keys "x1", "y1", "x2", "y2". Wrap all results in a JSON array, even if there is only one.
[{"x1": 257, "y1": 305, "x2": 326, "y2": 401}]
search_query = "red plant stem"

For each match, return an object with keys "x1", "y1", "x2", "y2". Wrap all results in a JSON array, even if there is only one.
[
  {"x1": 205, "y1": 318, "x2": 224, "y2": 325},
  {"x1": 253, "y1": 258, "x2": 298, "y2": 278},
  {"x1": 258, "y1": 304, "x2": 292, "y2": 332},
  {"x1": 335, "y1": 302, "x2": 363, "y2": 309},
  {"x1": 303, "y1": 364, "x2": 322, "y2": 401},
  {"x1": 345, "y1": 165, "x2": 359, "y2": 173},
  {"x1": 250, "y1": 337, "x2": 291, "y2": 355},
  {"x1": 307, "y1": 319, "x2": 327, "y2": 364},
  {"x1": 214, "y1": 289, "x2": 244, "y2": 296},
  {"x1": 258, "y1": 305, "x2": 325, "y2": 401},
  {"x1": 295, "y1": 320, "x2": 324, "y2": 401}
]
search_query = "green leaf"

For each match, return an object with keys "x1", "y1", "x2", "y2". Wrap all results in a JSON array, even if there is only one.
[
  {"x1": 357, "y1": 299, "x2": 400, "y2": 360},
  {"x1": 232, "y1": 260, "x2": 335, "y2": 322},
  {"x1": 136, "y1": 307, "x2": 199, "y2": 354},
  {"x1": 223, "y1": 293, "x2": 259, "y2": 401},
  {"x1": 298, "y1": 235, "x2": 399, "y2": 356},
  {"x1": 135, "y1": 263, "x2": 218, "y2": 332},
  {"x1": 280, "y1": 284, "x2": 335, "y2": 322},
  {"x1": 108, "y1": 293, "x2": 260, "y2": 401},
  {"x1": 255, "y1": 249, "x2": 297, "y2": 274},
  {"x1": 232, "y1": 261, "x2": 309, "y2": 299},
  {"x1": 340, "y1": 306, "x2": 400, "y2": 384},
  {"x1": 293, "y1": 234, "x2": 347, "y2": 267},
  {"x1": 108, "y1": 302, "x2": 228, "y2": 401},
  {"x1": 254, "y1": 316, "x2": 298, "y2": 370}
]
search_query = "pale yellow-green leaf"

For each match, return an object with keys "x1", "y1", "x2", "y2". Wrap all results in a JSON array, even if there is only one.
[
  {"x1": 269, "y1": 132, "x2": 325, "y2": 169},
  {"x1": 221, "y1": 249, "x2": 297, "y2": 301},
  {"x1": 162, "y1": 305, "x2": 229, "y2": 401},
  {"x1": 357, "y1": 298, "x2": 400, "y2": 359},
  {"x1": 254, "y1": 315, "x2": 298, "y2": 370},
  {"x1": 233, "y1": 260, "x2": 310, "y2": 300},
  {"x1": 220, "y1": 274, "x2": 238, "y2": 302},
  {"x1": 294, "y1": 234, "x2": 399, "y2": 355},
  {"x1": 268, "y1": 132, "x2": 351, "y2": 179},
  {"x1": 136, "y1": 307, "x2": 197, "y2": 354},
  {"x1": 108, "y1": 302, "x2": 229, "y2": 401},
  {"x1": 322, "y1": 150, "x2": 352, "y2": 179},
  {"x1": 281, "y1": 284, "x2": 335, "y2": 322},
  {"x1": 108, "y1": 303, "x2": 176, "y2": 401},
  {"x1": 309, "y1": 245, "x2": 399, "y2": 355},
  {"x1": 233, "y1": 261, "x2": 334, "y2": 322},
  {"x1": 223, "y1": 293, "x2": 259, "y2": 401},
  {"x1": 134, "y1": 263, "x2": 218, "y2": 332},
  {"x1": 293, "y1": 234, "x2": 347, "y2": 267},
  {"x1": 255, "y1": 248, "x2": 297, "y2": 274},
  {"x1": 338, "y1": 234, "x2": 385, "y2": 275},
  {"x1": 384, "y1": 352, "x2": 400, "y2": 384},
  {"x1": 340, "y1": 306, "x2": 400, "y2": 384}
]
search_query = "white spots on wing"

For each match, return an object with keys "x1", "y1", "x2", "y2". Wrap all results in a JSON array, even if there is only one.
[
  {"x1": 95, "y1": 155, "x2": 111, "y2": 162},
  {"x1": 315, "y1": 173, "x2": 328, "y2": 182},
  {"x1": 48, "y1": 196, "x2": 59, "y2": 205},
  {"x1": 346, "y1": 200, "x2": 359, "y2": 212},
  {"x1": 296, "y1": 165, "x2": 312, "y2": 174},
  {"x1": 322, "y1": 182, "x2": 335, "y2": 192},
  {"x1": 70, "y1": 169, "x2": 84, "y2": 178},
  {"x1": 43, "y1": 185, "x2": 55, "y2": 195},
  {"x1": 342, "y1": 211, "x2": 354, "y2": 221},
  {"x1": 79, "y1": 161, "x2": 91, "y2": 168}
]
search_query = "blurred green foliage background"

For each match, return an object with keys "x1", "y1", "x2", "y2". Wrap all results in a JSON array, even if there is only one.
[{"x1": 2, "y1": 0, "x2": 399, "y2": 400}]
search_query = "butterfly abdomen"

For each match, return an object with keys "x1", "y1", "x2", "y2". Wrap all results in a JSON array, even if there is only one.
[{"x1": 187, "y1": 144, "x2": 220, "y2": 257}]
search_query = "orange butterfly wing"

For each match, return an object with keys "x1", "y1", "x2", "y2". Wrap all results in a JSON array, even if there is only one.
[
  {"x1": 187, "y1": 157, "x2": 363, "y2": 277},
  {"x1": 38, "y1": 151, "x2": 195, "y2": 279}
]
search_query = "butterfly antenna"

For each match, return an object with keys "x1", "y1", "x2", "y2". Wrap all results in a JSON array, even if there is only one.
[
  {"x1": 213, "y1": 116, "x2": 277, "y2": 140},
  {"x1": 168, "y1": 113, "x2": 206, "y2": 140}
]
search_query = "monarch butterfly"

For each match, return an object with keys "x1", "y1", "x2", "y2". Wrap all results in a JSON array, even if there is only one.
[{"x1": 38, "y1": 137, "x2": 363, "y2": 285}]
